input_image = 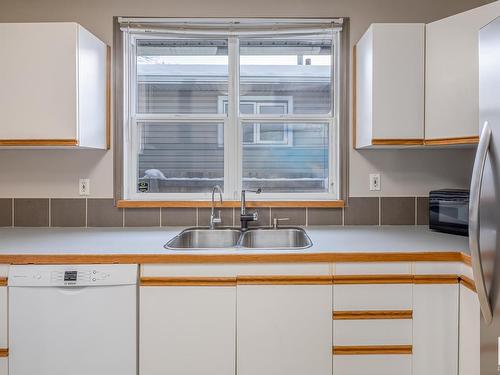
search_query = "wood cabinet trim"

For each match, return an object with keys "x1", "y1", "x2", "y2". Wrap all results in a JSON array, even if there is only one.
[
  {"x1": 333, "y1": 345, "x2": 412, "y2": 355},
  {"x1": 459, "y1": 275, "x2": 477, "y2": 292},
  {"x1": 333, "y1": 275, "x2": 414, "y2": 284},
  {"x1": 413, "y1": 275, "x2": 459, "y2": 284},
  {"x1": 0, "y1": 139, "x2": 78, "y2": 147},
  {"x1": 333, "y1": 310, "x2": 413, "y2": 320},
  {"x1": 140, "y1": 276, "x2": 333, "y2": 286},
  {"x1": 117, "y1": 200, "x2": 345, "y2": 208},
  {"x1": 424, "y1": 136, "x2": 479, "y2": 146},
  {"x1": 0, "y1": 278, "x2": 7, "y2": 286},
  {"x1": 141, "y1": 276, "x2": 237, "y2": 286},
  {"x1": 371, "y1": 138, "x2": 424, "y2": 146},
  {"x1": 237, "y1": 275, "x2": 333, "y2": 285},
  {"x1": 0, "y1": 252, "x2": 471, "y2": 265},
  {"x1": 0, "y1": 349, "x2": 8, "y2": 357},
  {"x1": 140, "y1": 275, "x2": 474, "y2": 287}
]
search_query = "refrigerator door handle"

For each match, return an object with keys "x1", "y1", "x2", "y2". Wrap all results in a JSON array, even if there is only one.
[{"x1": 469, "y1": 121, "x2": 493, "y2": 324}]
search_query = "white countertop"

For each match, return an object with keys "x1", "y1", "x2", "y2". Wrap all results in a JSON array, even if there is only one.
[{"x1": 0, "y1": 226, "x2": 469, "y2": 255}]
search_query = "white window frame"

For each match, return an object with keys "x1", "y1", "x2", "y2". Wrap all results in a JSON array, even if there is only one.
[{"x1": 122, "y1": 23, "x2": 341, "y2": 201}]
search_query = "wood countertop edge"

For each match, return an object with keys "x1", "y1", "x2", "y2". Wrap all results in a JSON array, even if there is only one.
[{"x1": 0, "y1": 251, "x2": 471, "y2": 265}]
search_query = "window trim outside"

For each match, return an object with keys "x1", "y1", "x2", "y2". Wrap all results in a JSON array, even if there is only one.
[
  {"x1": 120, "y1": 20, "x2": 343, "y2": 202},
  {"x1": 218, "y1": 95, "x2": 294, "y2": 146}
]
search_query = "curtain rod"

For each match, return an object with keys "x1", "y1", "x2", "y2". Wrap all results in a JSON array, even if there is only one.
[{"x1": 118, "y1": 17, "x2": 344, "y2": 25}]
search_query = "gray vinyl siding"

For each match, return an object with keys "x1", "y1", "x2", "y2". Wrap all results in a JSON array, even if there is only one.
[
  {"x1": 137, "y1": 81, "x2": 330, "y2": 193},
  {"x1": 137, "y1": 83, "x2": 331, "y2": 114},
  {"x1": 139, "y1": 125, "x2": 327, "y2": 178}
]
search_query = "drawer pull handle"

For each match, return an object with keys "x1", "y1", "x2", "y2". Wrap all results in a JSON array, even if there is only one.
[
  {"x1": 333, "y1": 345, "x2": 412, "y2": 355},
  {"x1": 333, "y1": 310, "x2": 413, "y2": 320}
]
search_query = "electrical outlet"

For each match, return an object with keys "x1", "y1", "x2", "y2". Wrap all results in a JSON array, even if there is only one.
[
  {"x1": 79, "y1": 178, "x2": 90, "y2": 196},
  {"x1": 369, "y1": 174, "x2": 381, "y2": 191}
]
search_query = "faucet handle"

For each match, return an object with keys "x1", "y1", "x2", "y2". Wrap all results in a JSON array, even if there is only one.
[{"x1": 273, "y1": 217, "x2": 289, "y2": 229}]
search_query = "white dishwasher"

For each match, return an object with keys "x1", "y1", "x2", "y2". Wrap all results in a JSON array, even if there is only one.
[{"x1": 8, "y1": 264, "x2": 138, "y2": 375}]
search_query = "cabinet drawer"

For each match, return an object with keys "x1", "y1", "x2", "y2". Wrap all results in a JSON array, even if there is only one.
[
  {"x1": 334, "y1": 285, "x2": 412, "y2": 310},
  {"x1": 333, "y1": 355, "x2": 412, "y2": 375},
  {"x1": 333, "y1": 320, "x2": 412, "y2": 346}
]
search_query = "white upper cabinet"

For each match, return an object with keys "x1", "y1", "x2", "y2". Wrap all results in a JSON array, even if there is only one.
[
  {"x1": 0, "y1": 23, "x2": 108, "y2": 149},
  {"x1": 355, "y1": 23, "x2": 425, "y2": 148},
  {"x1": 425, "y1": 1, "x2": 500, "y2": 145}
]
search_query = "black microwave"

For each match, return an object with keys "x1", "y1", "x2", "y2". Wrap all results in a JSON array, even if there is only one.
[{"x1": 429, "y1": 189, "x2": 469, "y2": 236}]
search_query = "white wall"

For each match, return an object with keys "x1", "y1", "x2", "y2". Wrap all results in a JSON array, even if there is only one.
[{"x1": 0, "y1": 0, "x2": 490, "y2": 198}]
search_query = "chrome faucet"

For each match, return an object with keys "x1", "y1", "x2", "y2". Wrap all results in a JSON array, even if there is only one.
[
  {"x1": 240, "y1": 188, "x2": 262, "y2": 230},
  {"x1": 210, "y1": 185, "x2": 223, "y2": 229}
]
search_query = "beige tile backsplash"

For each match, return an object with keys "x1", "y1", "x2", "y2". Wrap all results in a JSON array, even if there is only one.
[{"x1": 2, "y1": 197, "x2": 431, "y2": 228}]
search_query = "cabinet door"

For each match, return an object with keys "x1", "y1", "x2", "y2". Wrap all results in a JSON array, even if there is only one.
[
  {"x1": 413, "y1": 284, "x2": 459, "y2": 375},
  {"x1": 140, "y1": 286, "x2": 236, "y2": 375},
  {"x1": 425, "y1": 1, "x2": 500, "y2": 143},
  {"x1": 459, "y1": 284, "x2": 480, "y2": 375},
  {"x1": 237, "y1": 285, "x2": 332, "y2": 375},
  {"x1": 0, "y1": 359, "x2": 6, "y2": 375},
  {"x1": 0, "y1": 23, "x2": 78, "y2": 141},
  {"x1": 0, "y1": 287, "x2": 6, "y2": 350},
  {"x1": 355, "y1": 23, "x2": 424, "y2": 148}
]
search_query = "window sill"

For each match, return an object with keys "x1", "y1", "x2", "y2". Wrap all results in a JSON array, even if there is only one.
[{"x1": 116, "y1": 200, "x2": 345, "y2": 208}]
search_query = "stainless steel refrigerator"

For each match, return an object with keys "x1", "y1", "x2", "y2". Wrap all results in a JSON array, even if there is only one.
[{"x1": 471, "y1": 15, "x2": 500, "y2": 374}]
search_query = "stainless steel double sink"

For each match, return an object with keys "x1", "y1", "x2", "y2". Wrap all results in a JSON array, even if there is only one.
[{"x1": 165, "y1": 227, "x2": 312, "y2": 250}]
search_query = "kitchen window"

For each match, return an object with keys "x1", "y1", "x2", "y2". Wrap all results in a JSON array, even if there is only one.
[{"x1": 120, "y1": 18, "x2": 343, "y2": 200}]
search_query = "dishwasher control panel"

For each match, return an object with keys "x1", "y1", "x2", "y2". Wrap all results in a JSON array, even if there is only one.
[{"x1": 8, "y1": 265, "x2": 138, "y2": 287}]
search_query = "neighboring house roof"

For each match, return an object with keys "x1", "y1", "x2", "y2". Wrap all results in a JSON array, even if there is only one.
[{"x1": 137, "y1": 64, "x2": 330, "y2": 83}]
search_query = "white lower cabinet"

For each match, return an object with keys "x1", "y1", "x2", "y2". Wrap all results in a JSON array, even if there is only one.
[
  {"x1": 459, "y1": 284, "x2": 480, "y2": 375},
  {"x1": 139, "y1": 286, "x2": 236, "y2": 375},
  {"x1": 413, "y1": 284, "x2": 459, "y2": 375},
  {"x1": 138, "y1": 263, "x2": 478, "y2": 375},
  {"x1": 0, "y1": 358, "x2": 6, "y2": 375},
  {"x1": 0, "y1": 287, "x2": 6, "y2": 350},
  {"x1": 237, "y1": 285, "x2": 332, "y2": 375}
]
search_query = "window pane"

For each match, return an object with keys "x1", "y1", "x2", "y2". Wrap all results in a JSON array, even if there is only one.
[
  {"x1": 258, "y1": 104, "x2": 287, "y2": 115},
  {"x1": 240, "y1": 37, "x2": 332, "y2": 115},
  {"x1": 243, "y1": 124, "x2": 255, "y2": 143},
  {"x1": 242, "y1": 122, "x2": 329, "y2": 193},
  {"x1": 259, "y1": 124, "x2": 285, "y2": 142},
  {"x1": 136, "y1": 39, "x2": 228, "y2": 114},
  {"x1": 137, "y1": 123, "x2": 224, "y2": 193},
  {"x1": 240, "y1": 102, "x2": 256, "y2": 114}
]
